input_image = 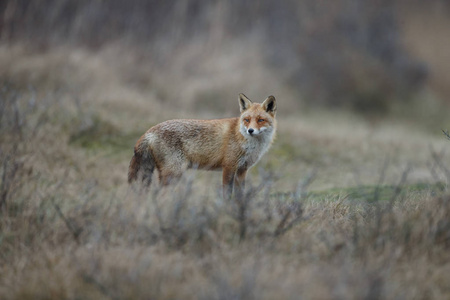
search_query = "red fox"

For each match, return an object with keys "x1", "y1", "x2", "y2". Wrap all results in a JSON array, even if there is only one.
[{"x1": 128, "y1": 93, "x2": 276, "y2": 199}]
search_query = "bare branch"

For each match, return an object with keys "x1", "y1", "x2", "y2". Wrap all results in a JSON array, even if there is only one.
[
  {"x1": 442, "y1": 130, "x2": 450, "y2": 141},
  {"x1": 51, "y1": 199, "x2": 82, "y2": 244}
]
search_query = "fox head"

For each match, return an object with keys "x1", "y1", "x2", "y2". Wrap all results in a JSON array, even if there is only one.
[{"x1": 239, "y1": 93, "x2": 277, "y2": 138}]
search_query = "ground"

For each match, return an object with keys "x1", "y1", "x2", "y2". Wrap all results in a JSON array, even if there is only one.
[{"x1": 0, "y1": 44, "x2": 449, "y2": 300}]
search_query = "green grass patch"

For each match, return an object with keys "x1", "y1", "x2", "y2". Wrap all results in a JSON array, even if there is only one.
[
  {"x1": 273, "y1": 182, "x2": 446, "y2": 203},
  {"x1": 69, "y1": 114, "x2": 138, "y2": 154},
  {"x1": 321, "y1": 182, "x2": 446, "y2": 202}
]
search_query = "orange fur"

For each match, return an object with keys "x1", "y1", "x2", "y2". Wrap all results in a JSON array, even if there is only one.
[{"x1": 128, "y1": 93, "x2": 277, "y2": 199}]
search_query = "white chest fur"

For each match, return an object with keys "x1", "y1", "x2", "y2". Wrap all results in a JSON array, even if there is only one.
[{"x1": 238, "y1": 131, "x2": 273, "y2": 169}]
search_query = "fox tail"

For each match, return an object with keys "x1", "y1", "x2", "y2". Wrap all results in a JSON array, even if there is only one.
[{"x1": 128, "y1": 139, "x2": 155, "y2": 187}]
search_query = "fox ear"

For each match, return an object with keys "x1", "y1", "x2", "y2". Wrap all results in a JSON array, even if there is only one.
[
  {"x1": 262, "y1": 95, "x2": 276, "y2": 115},
  {"x1": 239, "y1": 93, "x2": 253, "y2": 112}
]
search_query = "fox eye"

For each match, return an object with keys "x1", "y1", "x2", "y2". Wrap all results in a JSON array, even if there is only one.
[
  {"x1": 258, "y1": 119, "x2": 265, "y2": 123},
  {"x1": 244, "y1": 118, "x2": 250, "y2": 123}
]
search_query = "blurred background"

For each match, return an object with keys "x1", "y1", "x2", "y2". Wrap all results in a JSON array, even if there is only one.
[
  {"x1": 2, "y1": 2, "x2": 450, "y2": 298},
  {"x1": 1, "y1": 0, "x2": 450, "y2": 191},
  {"x1": 1, "y1": 0, "x2": 449, "y2": 117}
]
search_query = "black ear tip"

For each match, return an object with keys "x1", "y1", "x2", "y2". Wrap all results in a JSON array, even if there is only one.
[{"x1": 264, "y1": 95, "x2": 276, "y2": 112}]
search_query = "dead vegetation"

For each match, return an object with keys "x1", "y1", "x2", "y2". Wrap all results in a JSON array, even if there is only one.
[
  {"x1": 0, "y1": 82, "x2": 449, "y2": 299},
  {"x1": 0, "y1": 0, "x2": 437, "y2": 112},
  {"x1": 1, "y1": 1, "x2": 450, "y2": 298}
]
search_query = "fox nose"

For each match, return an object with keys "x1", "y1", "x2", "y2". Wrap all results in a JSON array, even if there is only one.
[{"x1": 248, "y1": 128, "x2": 254, "y2": 134}]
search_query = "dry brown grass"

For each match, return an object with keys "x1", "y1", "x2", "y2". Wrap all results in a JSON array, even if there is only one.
[{"x1": 0, "y1": 43, "x2": 450, "y2": 300}]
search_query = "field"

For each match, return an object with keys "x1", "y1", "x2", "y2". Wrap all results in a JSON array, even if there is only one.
[
  {"x1": 1, "y1": 1, "x2": 450, "y2": 299},
  {"x1": 0, "y1": 43, "x2": 449, "y2": 300}
]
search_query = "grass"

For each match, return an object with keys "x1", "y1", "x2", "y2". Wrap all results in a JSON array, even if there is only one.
[
  {"x1": 304, "y1": 182, "x2": 447, "y2": 203},
  {"x1": 0, "y1": 43, "x2": 450, "y2": 299},
  {"x1": 68, "y1": 113, "x2": 139, "y2": 155}
]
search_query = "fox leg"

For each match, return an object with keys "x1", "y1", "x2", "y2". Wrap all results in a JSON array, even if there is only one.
[
  {"x1": 159, "y1": 172, "x2": 181, "y2": 186},
  {"x1": 222, "y1": 167, "x2": 236, "y2": 201},
  {"x1": 234, "y1": 168, "x2": 247, "y2": 202},
  {"x1": 159, "y1": 166, "x2": 184, "y2": 186},
  {"x1": 158, "y1": 158, "x2": 187, "y2": 186}
]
